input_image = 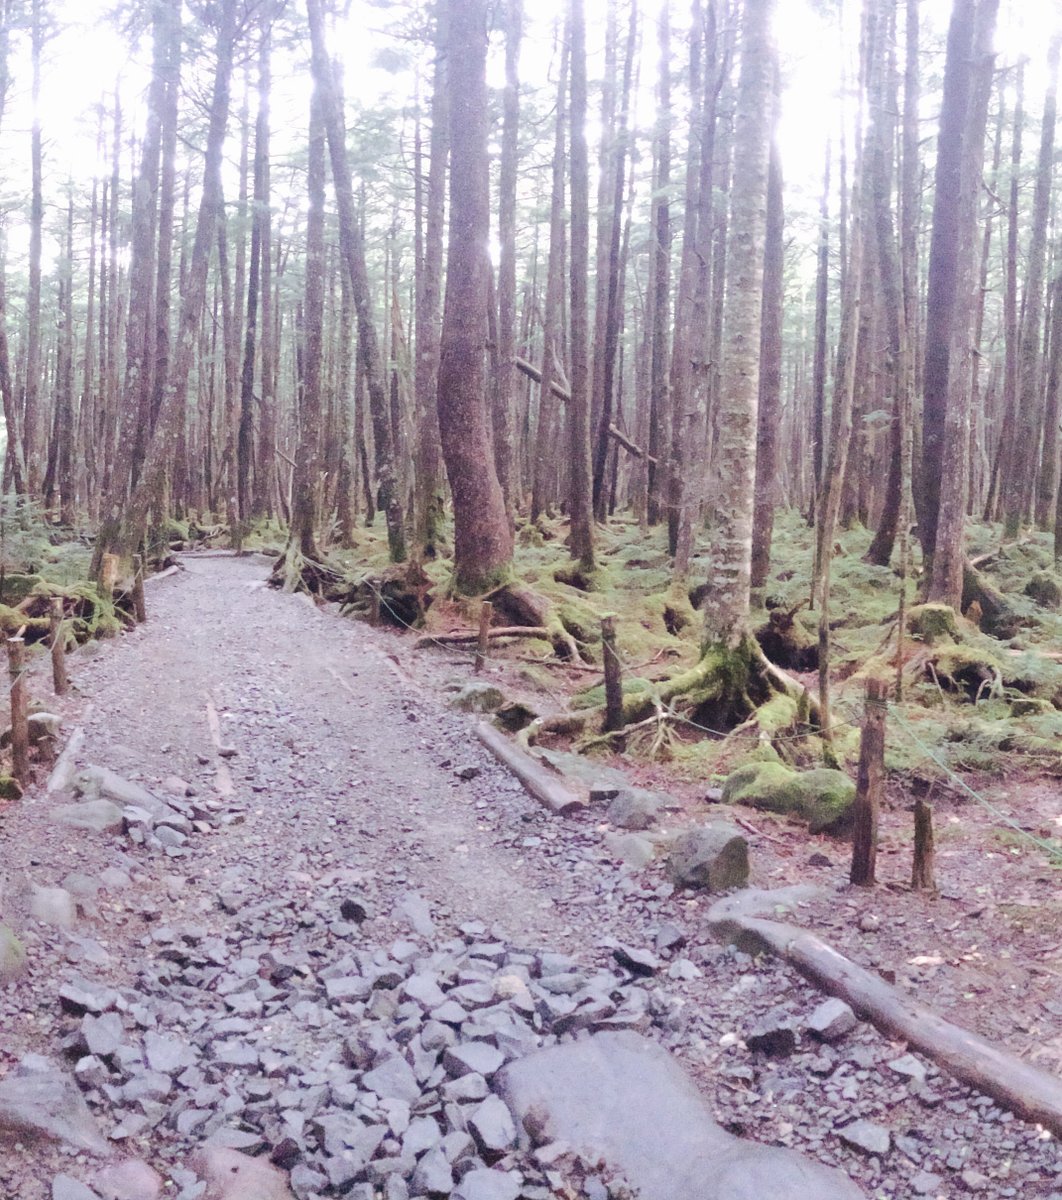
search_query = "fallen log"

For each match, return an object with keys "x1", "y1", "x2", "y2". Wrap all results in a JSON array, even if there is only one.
[
  {"x1": 514, "y1": 357, "x2": 657, "y2": 464},
  {"x1": 476, "y1": 721, "x2": 586, "y2": 816},
  {"x1": 414, "y1": 625, "x2": 552, "y2": 649},
  {"x1": 708, "y1": 889, "x2": 1062, "y2": 1138}
]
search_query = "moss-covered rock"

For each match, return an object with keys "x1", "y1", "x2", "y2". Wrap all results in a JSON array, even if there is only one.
[
  {"x1": 450, "y1": 682, "x2": 505, "y2": 713},
  {"x1": 908, "y1": 603, "x2": 959, "y2": 645},
  {"x1": 721, "y1": 761, "x2": 855, "y2": 835},
  {"x1": 1009, "y1": 696, "x2": 1055, "y2": 718},
  {"x1": 1025, "y1": 571, "x2": 1062, "y2": 610},
  {"x1": 0, "y1": 924, "x2": 26, "y2": 983},
  {"x1": 0, "y1": 573, "x2": 44, "y2": 606},
  {"x1": 0, "y1": 775, "x2": 22, "y2": 801}
]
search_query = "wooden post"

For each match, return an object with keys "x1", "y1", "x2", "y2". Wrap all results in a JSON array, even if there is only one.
[
  {"x1": 50, "y1": 598, "x2": 68, "y2": 696},
  {"x1": 132, "y1": 555, "x2": 148, "y2": 624},
  {"x1": 369, "y1": 588, "x2": 381, "y2": 627},
  {"x1": 912, "y1": 798, "x2": 937, "y2": 891},
  {"x1": 7, "y1": 636, "x2": 29, "y2": 782},
  {"x1": 101, "y1": 552, "x2": 120, "y2": 598},
  {"x1": 850, "y1": 677, "x2": 887, "y2": 886},
  {"x1": 474, "y1": 600, "x2": 493, "y2": 675},
  {"x1": 601, "y1": 614, "x2": 624, "y2": 733}
]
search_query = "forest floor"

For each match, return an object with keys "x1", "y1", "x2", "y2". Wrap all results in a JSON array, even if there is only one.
[{"x1": 0, "y1": 551, "x2": 1060, "y2": 1200}]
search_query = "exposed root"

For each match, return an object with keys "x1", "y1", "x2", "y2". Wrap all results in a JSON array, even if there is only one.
[{"x1": 489, "y1": 582, "x2": 586, "y2": 662}]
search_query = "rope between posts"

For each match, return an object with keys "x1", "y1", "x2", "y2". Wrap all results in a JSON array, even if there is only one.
[{"x1": 887, "y1": 703, "x2": 1062, "y2": 861}]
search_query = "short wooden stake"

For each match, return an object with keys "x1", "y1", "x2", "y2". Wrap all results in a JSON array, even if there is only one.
[
  {"x1": 369, "y1": 588, "x2": 381, "y2": 627},
  {"x1": 8, "y1": 636, "x2": 29, "y2": 782},
  {"x1": 601, "y1": 614, "x2": 624, "y2": 733},
  {"x1": 912, "y1": 798, "x2": 937, "y2": 892},
  {"x1": 850, "y1": 677, "x2": 887, "y2": 886},
  {"x1": 50, "y1": 598, "x2": 68, "y2": 696},
  {"x1": 474, "y1": 600, "x2": 493, "y2": 675},
  {"x1": 132, "y1": 554, "x2": 148, "y2": 624},
  {"x1": 101, "y1": 552, "x2": 120, "y2": 598}
]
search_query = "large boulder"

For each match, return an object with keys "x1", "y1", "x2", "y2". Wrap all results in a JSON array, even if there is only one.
[
  {"x1": 192, "y1": 1147, "x2": 295, "y2": 1200},
  {"x1": 450, "y1": 683, "x2": 505, "y2": 713},
  {"x1": 607, "y1": 787, "x2": 665, "y2": 831},
  {"x1": 0, "y1": 1055, "x2": 110, "y2": 1154},
  {"x1": 495, "y1": 1032, "x2": 865, "y2": 1200},
  {"x1": 50, "y1": 799, "x2": 125, "y2": 835},
  {"x1": 722, "y1": 762, "x2": 855, "y2": 834},
  {"x1": 666, "y1": 824, "x2": 748, "y2": 891}
]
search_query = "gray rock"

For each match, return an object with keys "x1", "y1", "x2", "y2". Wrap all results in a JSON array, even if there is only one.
[
  {"x1": 192, "y1": 1147, "x2": 295, "y2": 1200},
  {"x1": 81, "y1": 1012, "x2": 125, "y2": 1058},
  {"x1": 144, "y1": 1031, "x2": 195, "y2": 1074},
  {"x1": 468, "y1": 1094, "x2": 517, "y2": 1154},
  {"x1": 745, "y1": 1013, "x2": 797, "y2": 1057},
  {"x1": 396, "y1": 892, "x2": 435, "y2": 937},
  {"x1": 612, "y1": 944, "x2": 659, "y2": 977},
  {"x1": 411, "y1": 1147, "x2": 454, "y2": 1195},
  {"x1": 29, "y1": 711, "x2": 62, "y2": 740},
  {"x1": 0, "y1": 922, "x2": 26, "y2": 983},
  {"x1": 52, "y1": 1176, "x2": 99, "y2": 1200},
  {"x1": 607, "y1": 788, "x2": 663, "y2": 831},
  {"x1": 837, "y1": 1120, "x2": 891, "y2": 1156},
  {"x1": 602, "y1": 832, "x2": 656, "y2": 869},
  {"x1": 443, "y1": 1042, "x2": 504, "y2": 1080},
  {"x1": 0, "y1": 1056, "x2": 110, "y2": 1154},
  {"x1": 31, "y1": 885, "x2": 78, "y2": 929},
  {"x1": 75, "y1": 767, "x2": 157, "y2": 809},
  {"x1": 50, "y1": 799, "x2": 125, "y2": 834},
  {"x1": 666, "y1": 825, "x2": 749, "y2": 891},
  {"x1": 451, "y1": 1170, "x2": 521, "y2": 1200},
  {"x1": 887, "y1": 1053, "x2": 927, "y2": 1085},
  {"x1": 496, "y1": 1032, "x2": 865, "y2": 1200},
  {"x1": 363, "y1": 1056, "x2": 421, "y2": 1104},
  {"x1": 805, "y1": 999, "x2": 857, "y2": 1043},
  {"x1": 88, "y1": 1166, "x2": 163, "y2": 1200}
]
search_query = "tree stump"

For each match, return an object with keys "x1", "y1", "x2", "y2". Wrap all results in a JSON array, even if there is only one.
[
  {"x1": 850, "y1": 678, "x2": 887, "y2": 886},
  {"x1": 7, "y1": 637, "x2": 29, "y2": 783},
  {"x1": 132, "y1": 555, "x2": 148, "y2": 624},
  {"x1": 474, "y1": 601, "x2": 493, "y2": 675},
  {"x1": 912, "y1": 798, "x2": 937, "y2": 891},
  {"x1": 50, "y1": 598, "x2": 68, "y2": 696}
]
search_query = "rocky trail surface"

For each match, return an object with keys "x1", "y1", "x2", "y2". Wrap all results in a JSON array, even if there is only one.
[{"x1": 0, "y1": 554, "x2": 1059, "y2": 1200}]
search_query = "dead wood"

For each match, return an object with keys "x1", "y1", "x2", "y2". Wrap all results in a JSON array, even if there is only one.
[{"x1": 708, "y1": 891, "x2": 1062, "y2": 1138}]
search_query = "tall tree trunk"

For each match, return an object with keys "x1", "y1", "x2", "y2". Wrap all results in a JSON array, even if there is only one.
[
  {"x1": 306, "y1": 0, "x2": 406, "y2": 562},
  {"x1": 436, "y1": 0, "x2": 513, "y2": 595},
  {"x1": 567, "y1": 0, "x2": 596, "y2": 573},
  {"x1": 412, "y1": 2, "x2": 448, "y2": 555},
  {"x1": 750, "y1": 135, "x2": 783, "y2": 592},
  {"x1": 646, "y1": 2, "x2": 671, "y2": 528},
  {"x1": 703, "y1": 0, "x2": 775, "y2": 649},
  {"x1": 926, "y1": 0, "x2": 998, "y2": 604},
  {"x1": 23, "y1": 0, "x2": 43, "y2": 492}
]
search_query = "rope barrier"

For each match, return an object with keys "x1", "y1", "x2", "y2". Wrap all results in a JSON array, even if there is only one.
[{"x1": 888, "y1": 704, "x2": 1062, "y2": 861}]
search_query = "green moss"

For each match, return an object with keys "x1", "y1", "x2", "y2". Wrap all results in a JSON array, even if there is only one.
[
  {"x1": 0, "y1": 572, "x2": 43, "y2": 606},
  {"x1": 0, "y1": 775, "x2": 23, "y2": 800},
  {"x1": 573, "y1": 676, "x2": 653, "y2": 710},
  {"x1": 1025, "y1": 571, "x2": 1062, "y2": 609},
  {"x1": 1010, "y1": 697, "x2": 1055, "y2": 718},
  {"x1": 908, "y1": 603, "x2": 960, "y2": 644},
  {"x1": 721, "y1": 760, "x2": 855, "y2": 834}
]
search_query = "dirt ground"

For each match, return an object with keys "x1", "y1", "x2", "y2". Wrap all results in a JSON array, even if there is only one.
[{"x1": 0, "y1": 553, "x2": 1059, "y2": 1199}]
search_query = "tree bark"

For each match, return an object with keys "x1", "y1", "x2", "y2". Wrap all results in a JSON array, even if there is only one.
[{"x1": 436, "y1": 0, "x2": 514, "y2": 595}]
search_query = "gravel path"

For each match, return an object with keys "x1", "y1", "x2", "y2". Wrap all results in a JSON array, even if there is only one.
[{"x1": 0, "y1": 554, "x2": 1059, "y2": 1199}]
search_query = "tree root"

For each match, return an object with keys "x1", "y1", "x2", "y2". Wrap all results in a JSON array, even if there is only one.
[
  {"x1": 523, "y1": 633, "x2": 821, "y2": 751},
  {"x1": 489, "y1": 582, "x2": 586, "y2": 662}
]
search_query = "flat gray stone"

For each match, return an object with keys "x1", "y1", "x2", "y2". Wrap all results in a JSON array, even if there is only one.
[
  {"x1": 411, "y1": 1147, "x2": 453, "y2": 1195},
  {"x1": 496, "y1": 1032, "x2": 865, "y2": 1200},
  {"x1": 192, "y1": 1147, "x2": 295, "y2": 1200},
  {"x1": 0, "y1": 1056, "x2": 110, "y2": 1154},
  {"x1": 667, "y1": 825, "x2": 749, "y2": 891},
  {"x1": 603, "y1": 832, "x2": 656, "y2": 868},
  {"x1": 443, "y1": 1042, "x2": 504, "y2": 1080},
  {"x1": 451, "y1": 1169, "x2": 521, "y2": 1200},
  {"x1": 75, "y1": 767, "x2": 157, "y2": 810},
  {"x1": 806, "y1": 999, "x2": 858, "y2": 1043},
  {"x1": 837, "y1": 1120, "x2": 891, "y2": 1156},
  {"x1": 50, "y1": 800, "x2": 125, "y2": 834},
  {"x1": 607, "y1": 787, "x2": 663, "y2": 831},
  {"x1": 31, "y1": 886, "x2": 77, "y2": 929},
  {"x1": 144, "y1": 1031, "x2": 195, "y2": 1074},
  {"x1": 81, "y1": 1012, "x2": 124, "y2": 1058},
  {"x1": 468, "y1": 1094, "x2": 517, "y2": 1154},
  {"x1": 52, "y1": 1175, "x2": 99, "y2": 1200},
  {"x1": 362, "y1": 1056, "x2": 420, "y2": 1104}
]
